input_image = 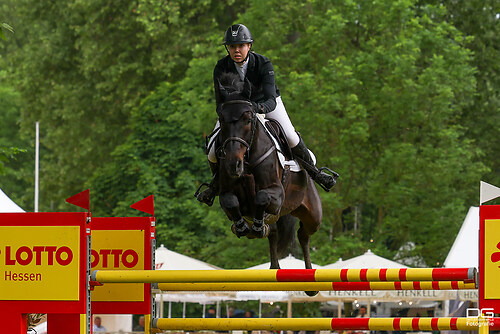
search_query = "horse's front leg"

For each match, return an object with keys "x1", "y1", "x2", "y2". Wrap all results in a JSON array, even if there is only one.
[
  {"x1": 220, "y1": 192, "x2": 250, "y2": 238},
  {"x1": 251, "y1": 190, "x2": 271, "y2": 238}
]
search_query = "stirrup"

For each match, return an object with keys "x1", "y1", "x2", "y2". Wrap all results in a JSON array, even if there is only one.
[
  {"x1": 315, "y1": 167, "x2": 339, "y2": 192},
  {"x1": 194, "y1": 183, "x2": 215, "y2": 206}
]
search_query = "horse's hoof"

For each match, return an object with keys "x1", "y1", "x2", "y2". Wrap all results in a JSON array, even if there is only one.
[
  {"x1": 251, "y1": 223, "x2": 269, "y2": 238},
  {"x1": 305, "y1": 290, "x2": 318, "y2": 297},
  {"x1": 231, "y1": 221, "x2": 250, "y2": 238}
]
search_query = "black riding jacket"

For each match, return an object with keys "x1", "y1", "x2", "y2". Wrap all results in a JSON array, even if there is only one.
[{"x1": 214, "y1": 51, "x2": 281, "y2": 114}]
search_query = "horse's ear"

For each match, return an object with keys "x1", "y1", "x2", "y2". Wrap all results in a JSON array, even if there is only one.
[
  {"x1": 242, "y1": 79, "x2": 252, "y2": 99},
  {"x1": 216, "y1": 79, "x2": 229, "y2": 101}
]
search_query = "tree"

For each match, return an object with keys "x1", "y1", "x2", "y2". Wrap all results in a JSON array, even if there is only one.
[
  {"x1": 0, "y1": 71, "x2": 32, "y2": 209},
  {"x1": 4, "y1": 0, "x2": 247, "y2": 210},
  {"x1": 0, "y1": 20, "x2": 26, "y2": 192},
  {"x1": 438, "y1": 0, "x2": 500, "y2": 188},
  {"x1": 240, "y1": 0, "x2": 485, "y2": 265}
]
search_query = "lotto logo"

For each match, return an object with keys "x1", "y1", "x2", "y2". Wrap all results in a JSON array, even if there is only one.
[
  {"x1": 2, "y1": 245, "x2": 73, "y2": 266},
  {"x1": 91, "y1": 249, "x2": 139, "y2": 268}
]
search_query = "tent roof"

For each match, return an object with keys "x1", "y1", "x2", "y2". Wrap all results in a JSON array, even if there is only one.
[
  {"x1": 155, "y1": 244, "x2": 221, "y2": 270},
  {"x1": 0, "y1": 188, "x2": 24, "y2": 212},
  {"x1": 322, "y1": 249, "x2": 408, "y2": 269},
  {"x1": 444, "y1": 206, "x2": 478, "y2": 268},
  {"x1": 245, "y1": 254, "x2": 323, "y2": 269}
]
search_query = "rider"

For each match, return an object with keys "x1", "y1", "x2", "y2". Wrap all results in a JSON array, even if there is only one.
[{"x1": 196, "y1": 24, "x2": 338, "y2": 206}]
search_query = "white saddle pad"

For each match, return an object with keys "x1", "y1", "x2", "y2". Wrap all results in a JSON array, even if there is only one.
[{"x1": 256, "y1": 114, "x2": 316, "y2": 172}]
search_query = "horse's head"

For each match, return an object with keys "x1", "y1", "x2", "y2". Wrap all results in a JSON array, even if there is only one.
[{"x1": 217, "y1": 74, "x2": 256, "y2": 178}]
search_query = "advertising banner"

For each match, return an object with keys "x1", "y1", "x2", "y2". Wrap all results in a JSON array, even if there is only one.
[
  {"x1": 91, "y1": 229, "x2": 144, "y2": 301},
  {"x1": 90, "y1": 216, "x2": 154, "y2": 314},
  {"x1": 0, "y1": 225, "x2": 80, "y2": 300},
  {"x1": 479, "y1": 205, "x2": 500, "y2": 313}
]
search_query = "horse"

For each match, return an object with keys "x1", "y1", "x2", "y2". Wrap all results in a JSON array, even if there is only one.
[{"x1": 213, "y1": 73, "x2": 322, "y2": 290}]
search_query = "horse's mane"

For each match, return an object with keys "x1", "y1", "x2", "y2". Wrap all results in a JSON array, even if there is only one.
[{"x1": 219, "y1": 72, "x2": 245, "y2": 95}]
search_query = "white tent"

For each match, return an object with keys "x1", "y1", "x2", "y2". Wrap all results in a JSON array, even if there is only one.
[
  {"x1": 323, "y1": 249, "x2": 408, "y2": 269},
  {"x1": 246, "y1": 254, "x2": 323, "y2": 270},
  {"x1": 444, "y1": 207, "x2": 479, "y2": 268},
  {"x1": 0, "y1": 188, "x2": 24, "y2": 212},
  {"x1": 155, "y1": 244, "x2": 221, "y2": 270},
  {"x1": 154, "y1": 244, "x2": 230, "y2": 313}
]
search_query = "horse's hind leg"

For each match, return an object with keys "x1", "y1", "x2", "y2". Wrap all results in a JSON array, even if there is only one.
[
  {"x1": 297, "y1": 220, "x2": 320, "y2": 296},
  {"x1": 294, "y1": 187, "x2": 322, "y2": 270},
  {"x1": 267, "y1": 223, "x2": 280, "y2": 269},
  {"x1": 220, "y1": 192, "x2": 250, "y2": 237},
  {"x1": 297, "y1": 221, "x2": 314, "y2": 269}
]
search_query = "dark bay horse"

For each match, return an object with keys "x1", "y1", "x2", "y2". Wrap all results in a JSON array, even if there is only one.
[{"x1": 213, "y1": 73, "x2": 322, "y2": 280}]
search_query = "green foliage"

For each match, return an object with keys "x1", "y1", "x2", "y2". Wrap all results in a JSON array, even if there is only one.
[
  {"x1": 0, "y1": 80, "x2": 23, "y2": 175},
  {"x1": 0, "y1": 147, "x2": 24, "y2": 174},
  {"x1": 0, "y1": 73, "x2": 33, "y2": 210},
  {"x1": 0, "y1": 22, "x2": 13, "y2": 40},
  {"x1": 4, "y1": 0, "x2": 246, "y2": 210},
  {"x1": 239, "y1": 0, "x2": 485, "y2": 265},
  {"x1": 441, "y1": 0, "x2": 500, "y2": 187}
]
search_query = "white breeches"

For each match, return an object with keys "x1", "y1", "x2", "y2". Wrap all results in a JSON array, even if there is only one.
[{"x1": 208, "y1": 96, "x2": 300, "y2": 163}]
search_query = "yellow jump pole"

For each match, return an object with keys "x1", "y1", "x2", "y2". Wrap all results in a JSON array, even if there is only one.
[
  {"x1": 92, "y1": 269, "x2": 278, "y2": 283},
  {"x1": 157, "y1": 281, "x2": 476, "y2": 291},
  {"x1": 153, "y1": 318, "x2": 333, "y2": 331},
  {"x1": 152, "y1": 317, "x2": 499, "y2": 331},
  {"x1": 92, "y1": 267, "x2": 475, "y2": 283}
]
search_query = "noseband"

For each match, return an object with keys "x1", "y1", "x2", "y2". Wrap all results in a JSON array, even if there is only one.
[{"x1": 217, "y1": 100, "x2": 257, "y2": 163}]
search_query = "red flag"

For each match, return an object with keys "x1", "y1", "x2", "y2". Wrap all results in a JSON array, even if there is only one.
[
  {"x1": 131, "y1": 195, "x2": 154, "y2": 216},
  {"x1": 66, "y1": 189, "x2": 90, "y2": 211}
]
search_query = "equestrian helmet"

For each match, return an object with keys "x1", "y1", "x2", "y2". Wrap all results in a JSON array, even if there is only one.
[{"x1": 223, "y1": 24, "x2": 253, "y2": 45}]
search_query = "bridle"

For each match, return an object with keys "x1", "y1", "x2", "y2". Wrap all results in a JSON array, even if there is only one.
[
  {"x1": 217, "y1": 100, "x2": 275, "y2": 169},
  {"x1": 217, "y1": 100, "x2": 257, "y2": 162}
]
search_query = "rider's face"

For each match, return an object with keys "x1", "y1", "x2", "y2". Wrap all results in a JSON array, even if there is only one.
[{"x1": 227, "y1": 43, "x2": 251, "y2": 63}]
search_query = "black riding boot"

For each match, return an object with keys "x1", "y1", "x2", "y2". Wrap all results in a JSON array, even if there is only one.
[
  {"x1": 291, "y1": 137, "x2": 339, "y2": 192},
  {"x1": 195, "y1": 161, "x2": 219, "y2": 206}
]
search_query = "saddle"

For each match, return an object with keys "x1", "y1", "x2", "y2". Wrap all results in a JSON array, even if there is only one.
[
  {"x1": 263, "y1": 119, "x2": 293, "y2": 161},
  {"x1": 258, "y1": 116, "x2": 316, "y2": 172}
]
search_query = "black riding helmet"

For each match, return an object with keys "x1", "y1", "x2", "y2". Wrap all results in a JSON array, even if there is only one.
[
  {"x1": 223, "y1": 24, "x2": 253, "y2": 45},
  {"x1": 223, "y1": 24, "x2": 253, "y2": 64}
]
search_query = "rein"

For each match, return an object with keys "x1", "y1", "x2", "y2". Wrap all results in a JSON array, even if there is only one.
[{"x1": 217, "y1": 100, "x2": 274, "y2": 169}]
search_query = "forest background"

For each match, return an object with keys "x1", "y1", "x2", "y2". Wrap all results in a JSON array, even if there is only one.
[{"x1": 0, "y1": 0, "x2": 498, "y2": 269}]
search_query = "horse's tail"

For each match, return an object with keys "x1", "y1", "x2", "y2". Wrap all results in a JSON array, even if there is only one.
[{"x1": 276, "y1": 214, "x2": 297, "y2": 258}]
